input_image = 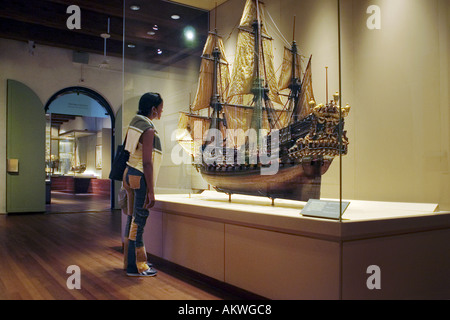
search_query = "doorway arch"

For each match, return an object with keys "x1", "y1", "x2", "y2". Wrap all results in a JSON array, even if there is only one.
[
  {"x1": 45, "y1": 87, "x2": 115, "y2": 128},
  {"x1": 44, "y1": 86, "x2": 116, "y2": 211}
]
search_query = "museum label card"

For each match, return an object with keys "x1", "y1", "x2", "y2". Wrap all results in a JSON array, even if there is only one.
[{"x1": 301, "y1": 199, "x2": 350, "y2": 220}]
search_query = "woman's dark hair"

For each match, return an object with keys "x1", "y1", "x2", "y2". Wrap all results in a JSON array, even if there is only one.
[{"x1": 138, "y1": 92, "x2": 163, "y2": 116}]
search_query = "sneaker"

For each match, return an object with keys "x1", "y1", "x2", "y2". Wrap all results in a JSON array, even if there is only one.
[
  {"x1": 123, "y1": 262, "x2": 153, "y2": 271},
  {"x1": 127, "y1": 267, "x2": 157, "y2": 277}
]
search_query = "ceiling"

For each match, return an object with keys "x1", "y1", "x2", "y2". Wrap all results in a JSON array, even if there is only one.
[
  {"x1": 0, "y1": 0, "x2": 229, "y2": 66},
  {"x1": 47, "y1": 114, "x2": 77, "y2": 127},
  {"x1": 170, "y1": 0, "x2": 228, "y2": 10}
]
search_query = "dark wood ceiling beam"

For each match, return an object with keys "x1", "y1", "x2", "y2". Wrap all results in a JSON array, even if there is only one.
[
  {"x1": 0, "y1": 18, "x2": 121, "y2": 57},
  {"x1": 51, "y1": 118, "x2": 74, "y2": 122},
  {"x1": 43, "y1": 0, "x2": 124, "y2": 19},
  {"x1": 43, "y1": 0, "x2": 200, "y2": 31},
  {"x1": 0, "y1": 0, "x2": 203, "y2": 57},
  {"x1": 0, "y1": 0, "x2": 123, "y2": 41},
  {"x1": 51, "y1": 114, "x2": 77, "y2": 120},
  {"x1": 0, "y1": 17, "x2": 201, "y2": 68},
  {"x1": 0, "y1": 17, "x2": 193, "y2": 66},
  {"x1": 124, "y1": 34, "x2": 185, "y2": 54},
  {"x1": 0, "y1": 0, "x2": 208, "y2": 66}
]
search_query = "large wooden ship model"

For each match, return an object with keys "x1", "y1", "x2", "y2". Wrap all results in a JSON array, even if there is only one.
[{"x1": 176, "y1": 0, "x2": 350, "y2": 201}]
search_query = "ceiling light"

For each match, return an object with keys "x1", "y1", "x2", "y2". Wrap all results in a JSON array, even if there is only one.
[
  {"x1": 171, "y1": 15, "x2": 180, "y2": 20},
  {"x1": 147, "y1": 31, "x2": 155, "y2": 36},
  {"x1": 183, "y1": 27, "x2": 195, "y2": 41},
  {"x1": 157, "y1": 49, "x2": 162, "y2": 55},
  {"x1": 153, "y1": 25, "x2": 159, "y2": 31},
  {"x1": 128, "y1": 44, "x2": 135, "y2": 48},
  {"x1": 185, "y1": 30, "x2": 195, "y2": 41},
  {"x1": 130, "y1": 5, "x2": 140, "y2": 11}
]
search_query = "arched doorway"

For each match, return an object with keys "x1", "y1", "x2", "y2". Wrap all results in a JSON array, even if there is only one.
[{"x1": 44, "y1": 87, "x2": 115, "y2": 213}]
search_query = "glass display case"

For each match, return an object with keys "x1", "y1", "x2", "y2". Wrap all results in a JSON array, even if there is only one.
[
  {"x1": 120, "y1": 0, "x2": 450, "y2": 300},
  {"x1": 123, "y1": 0, "x2": 449, "y2": 214},
  {"x1": 123, "y1": 0, "x2": 348, "y2": 219},
  {"x1": 59, "y1": 136, "x2": 75, "y2": 175},
  {"x1": 123, "y1": 0, "x2": 209, "y2": 195}
]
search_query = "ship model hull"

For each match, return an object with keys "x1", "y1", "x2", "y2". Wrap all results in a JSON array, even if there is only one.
[
  {"x1": 194, "y1": 112, "x2": 346, "y2": 201},
  {"x1": 177, "y1": 0, "x2": 350, "y2": 202},
  {"x1": 200, "y1": 162, "x2": 327, "y2": 201}
]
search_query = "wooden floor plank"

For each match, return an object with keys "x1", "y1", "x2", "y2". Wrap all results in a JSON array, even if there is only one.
[{"x1": 0, "y1": 210, "x2": 226, "y2": 300}]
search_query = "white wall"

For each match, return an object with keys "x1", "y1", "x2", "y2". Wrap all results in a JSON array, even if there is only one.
[{"x1": 0, "y1": 38, "x2": 123, "y2": 213}]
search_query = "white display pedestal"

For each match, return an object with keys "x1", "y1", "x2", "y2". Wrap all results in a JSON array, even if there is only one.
[{"x1": 122, "y1": 191, "x2": 450, "y2": 300}]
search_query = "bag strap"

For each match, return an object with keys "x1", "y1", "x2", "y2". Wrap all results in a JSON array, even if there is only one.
[{"x1": 121, "y1": 131, "x2": 128, "y2": 147}]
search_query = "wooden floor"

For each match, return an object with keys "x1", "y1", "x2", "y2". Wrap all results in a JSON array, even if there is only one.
[
  {"x1": 0, "y1": 207, "x2": 242, "y2": 300},
  {"x1": 46, "y1": 191, "x2": 111, "y2": 213}
]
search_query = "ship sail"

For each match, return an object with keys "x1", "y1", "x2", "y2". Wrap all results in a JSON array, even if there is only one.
[
  {"x1": 296, "y1": 55, "x2": 315, "y2": 121},
  {"x1": 223, "y1": 0, "x2": 286, "y2": 140},
  {"x1": 274, "y1": 44, "x2": 304, "y2": 128},
  {"x1": 228, "y1": 0, "x2": 281, "y2": 106},
  {"x1": 176, "y1": 31, "x2": 231, "y2": 155},
  {"x1": 278, "y1": 46, "x2": 302, "y2": 91},
  {"x1": 176, "y1": 112, "x2": 230, "y2": 155},
  {"x1": 192, "y1": 32, "x2": 230, "y2": 111},
  {"x1": 176, "y1": 113, "x2": 210, "y2": 157}
]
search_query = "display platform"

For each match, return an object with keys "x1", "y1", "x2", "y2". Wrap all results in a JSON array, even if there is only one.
[
  {"x1": 123, "y1": 191, "x2": 450, "y2": 300},
  {"x1": 157, "y1": 190, "x2": 440, "y2": 221}
]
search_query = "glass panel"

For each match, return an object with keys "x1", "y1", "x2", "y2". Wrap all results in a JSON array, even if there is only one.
[
  {"x1": 340, "y1": 0, "x2": 449, "y2": 214},
  {"x1": 123, "y1": 0, "x2": 344, "y2": 217},
  {"x1": 59, "y1": 135, "x2": 74, "y2": 176},
  {"x1": 123, "y1": 0, "x2": 209, "y2": 194}
]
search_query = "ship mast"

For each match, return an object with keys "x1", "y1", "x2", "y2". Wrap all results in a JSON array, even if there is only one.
[
  {"x1": 250, "y1": 0, "x2": 267, "y2": 146},
  {"x1": 210, "y1": 3, "x2": 222, "y2": 131},
  {"x1": 289, "y1": 40, "x2": 302, "y2": 123},
  {"x1": 289, "y1": 16, "x2": 302, "y2": 124},
  {"x1": 210, "y1": 30, "x2": 222, "y2": 132}
]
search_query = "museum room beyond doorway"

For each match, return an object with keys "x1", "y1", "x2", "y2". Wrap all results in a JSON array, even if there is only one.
[{"x1": 44, "y1": 87, "x2": 115, "y2": 213}]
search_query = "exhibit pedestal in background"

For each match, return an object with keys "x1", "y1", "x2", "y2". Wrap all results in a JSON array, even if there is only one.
[
  {"x1": 50, "y1": 175, "x2": 110, "y2": 195},
  {"x1": 122, "y1": 191, "x2": 450, "y2": 300}
]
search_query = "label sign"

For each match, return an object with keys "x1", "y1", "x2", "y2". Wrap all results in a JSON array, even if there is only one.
[{"x1": 301, "y1": 199, "x2": 350, "y2": 220}]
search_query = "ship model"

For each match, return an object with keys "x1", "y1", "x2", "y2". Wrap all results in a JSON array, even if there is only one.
[{"x1": 176, "y1": 0, "x2": 350, "y2": 201}]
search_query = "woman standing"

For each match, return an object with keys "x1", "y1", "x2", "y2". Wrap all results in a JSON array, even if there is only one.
[{"x1": 123, "y1": 92, "x2": 163, "y2": 277}]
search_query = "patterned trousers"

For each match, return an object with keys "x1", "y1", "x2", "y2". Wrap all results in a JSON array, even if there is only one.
[{"x1": 123, "y1": 166, "x2": 150, "y2": 274}]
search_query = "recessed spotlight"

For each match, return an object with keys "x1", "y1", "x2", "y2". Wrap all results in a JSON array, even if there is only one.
[
  {"x1": 130, "y1": 5, "x2": 140, "y2": 11},
  {"x1": 147, "y1": 31, "x2": 155, "y2": 36},
  {"x1": 184, "y1": 26, "x2": 195, "y2": 41},
  {"x1": 171, "y1": 14, "x2": 180, "y2": 20},
  {"x1": 128, "y1": 44, "x2": 136, "y2": 48},
  {"x1": 153, "y1": 25, "x2": 159, "y2": 31}
]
